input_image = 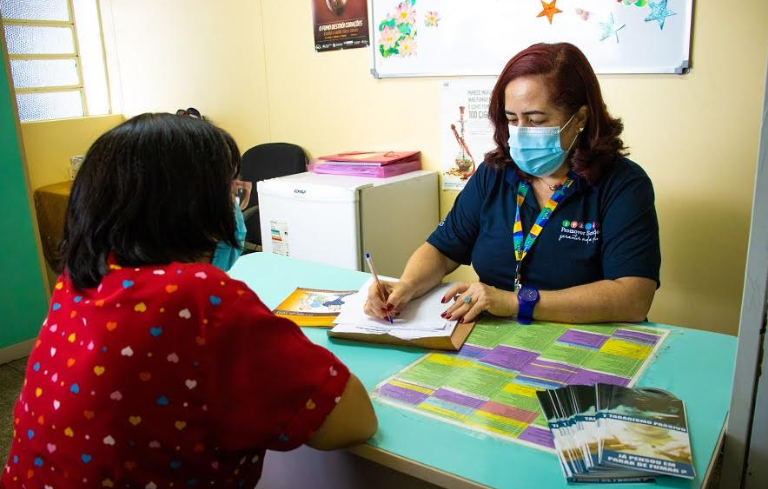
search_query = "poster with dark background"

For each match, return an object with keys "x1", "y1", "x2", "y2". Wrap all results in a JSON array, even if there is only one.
[{"x1": 312, "y1": 0, "x2": 370, "y2": 52}]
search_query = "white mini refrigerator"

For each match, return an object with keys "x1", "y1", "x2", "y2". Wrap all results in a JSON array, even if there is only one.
[{"x1": 257, "y1": 170, "x2": 438, "y2": 278}]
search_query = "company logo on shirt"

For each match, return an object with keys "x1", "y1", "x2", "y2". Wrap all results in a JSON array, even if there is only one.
[
  {"x1": 562, "y1": 220, "x2": 599, "y2": 230},
  {"x1": 559, "y1": 220, "x2": 601, "y2": 244}
]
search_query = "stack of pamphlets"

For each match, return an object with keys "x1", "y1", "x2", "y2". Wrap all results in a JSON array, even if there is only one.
[
  {"x1": 536, "y1": 384, "x2": 694, "y2": 484},
  {"x1": 309, "y1": 151, "x2": 421, "y2": 178},
  {"x1": 272, "y1": 287, "x2": 357, "y2": 327}
]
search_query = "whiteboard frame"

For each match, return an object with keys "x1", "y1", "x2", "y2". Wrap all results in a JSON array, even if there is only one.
[{"x1": 369, "y1": 0, "x2": 694, "y2": 78}]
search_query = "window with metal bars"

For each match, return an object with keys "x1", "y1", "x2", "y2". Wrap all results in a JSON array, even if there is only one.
[{"x1": 0, "y1": 0, "x2": 111, "y2": 122}]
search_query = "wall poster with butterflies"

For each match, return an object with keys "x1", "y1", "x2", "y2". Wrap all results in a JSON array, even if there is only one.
[{"x1": 370, "y1": 0, "x2": 693, "y2": 77}]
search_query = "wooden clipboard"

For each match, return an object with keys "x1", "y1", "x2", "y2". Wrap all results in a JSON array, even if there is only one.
[{"x1": 327, "y1": 321, "x2": 475, "y2": 351}]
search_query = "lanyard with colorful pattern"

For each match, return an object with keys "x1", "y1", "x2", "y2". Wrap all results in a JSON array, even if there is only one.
[{"x1": 513, "y1": 173, "x2": 575, "y2": 290}]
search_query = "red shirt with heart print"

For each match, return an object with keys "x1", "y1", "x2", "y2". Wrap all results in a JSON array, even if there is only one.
[{"x1": 2, "y1": 259, "x2": 349, "y2": 489}]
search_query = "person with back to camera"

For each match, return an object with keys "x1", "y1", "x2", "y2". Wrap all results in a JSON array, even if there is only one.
[
  {"x1": 2, "y1": 113, "x2": 377, "y2": 488},
  {"x1": 366, "y1": 43, "x2": 660, "y2": 326}
]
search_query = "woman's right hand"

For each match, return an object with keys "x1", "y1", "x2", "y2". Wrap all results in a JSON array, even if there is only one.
[{"x1": 363, "y1": 280, "x2": 415, "y2": 320}]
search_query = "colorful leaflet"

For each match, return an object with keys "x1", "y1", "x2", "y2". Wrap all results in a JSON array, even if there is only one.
[{"x1": 373, "y1": 320, "x2": 668, "y2": 452}]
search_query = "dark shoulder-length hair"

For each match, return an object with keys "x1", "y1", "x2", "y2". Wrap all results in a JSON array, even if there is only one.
[
  {"x1": 60, "y1": 113, "x2": 241, "y2": 290},
  {"x1": 485, "y1": 42, "x2": 626, "y2": 182}
]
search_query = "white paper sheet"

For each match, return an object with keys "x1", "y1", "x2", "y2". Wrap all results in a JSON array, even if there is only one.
[{"x1": 331, "y1": 279, "x2": 458, "y2": 339}]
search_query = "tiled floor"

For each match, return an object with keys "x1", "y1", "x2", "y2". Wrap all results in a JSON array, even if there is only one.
[{"x1": 0, "y1": 357, "x2": 26, "y2": 466}]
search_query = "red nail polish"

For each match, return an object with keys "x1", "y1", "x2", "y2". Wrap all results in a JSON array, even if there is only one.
[
  {"x1": 441, "y1": 297, "x2": 447, "y2": 303},
  {"x1": 386, "y1": 304, "x2": 394, "y2": 311},
  {"x1": 446, "y1": 314, "x2": 452, "y2": 320}
]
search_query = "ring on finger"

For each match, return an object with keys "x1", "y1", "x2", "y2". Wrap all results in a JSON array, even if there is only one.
[{"x1": 463, "y1": 296, "x2": 472, "y2": 304}]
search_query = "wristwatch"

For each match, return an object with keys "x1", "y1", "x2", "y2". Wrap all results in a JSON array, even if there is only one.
[{"x1": 517, "y1": 285, "x2": 540, "y2": 325}]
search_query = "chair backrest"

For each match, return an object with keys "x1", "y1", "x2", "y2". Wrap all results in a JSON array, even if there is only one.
[
  {"x1": 241, "y1": 142, "x2": 308, "y2": 184},
  {"x1": 240, "y1": 142, "x2": 308, "y2": 245}
]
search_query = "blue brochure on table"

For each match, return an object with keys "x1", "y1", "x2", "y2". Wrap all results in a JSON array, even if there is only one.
[{"x1": 597, "y1": 385, "x2": 695, "y2": 480}]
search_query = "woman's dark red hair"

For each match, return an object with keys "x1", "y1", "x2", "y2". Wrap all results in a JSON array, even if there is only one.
[{"x1": 485, "y1": 43, "x2": 626, "y2": 183}]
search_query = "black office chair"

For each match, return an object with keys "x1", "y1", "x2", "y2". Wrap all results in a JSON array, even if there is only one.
[{"x1": 240, "y1": 143, "x2": 308, "y2": 251}]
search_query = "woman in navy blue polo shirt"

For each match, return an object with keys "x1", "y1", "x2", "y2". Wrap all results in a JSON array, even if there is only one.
[{"x1": 366, "y1": 43, "x2": 660, "y2": 325}]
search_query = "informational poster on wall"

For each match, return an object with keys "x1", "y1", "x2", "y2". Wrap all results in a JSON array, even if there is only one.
[
  {"x1": 371, "y1": 0, "x2": 692, "y2": 77},
  {"x1": 312, "y1": 0, "x2": 370, "y2": 52},
  {"x1": 441, "y1": 79, "x2": 497, "y2": 191}
]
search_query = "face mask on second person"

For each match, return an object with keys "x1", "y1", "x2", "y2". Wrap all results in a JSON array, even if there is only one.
[{"x1": 507, "y1": 113, "x2": 580, "y2": 177}]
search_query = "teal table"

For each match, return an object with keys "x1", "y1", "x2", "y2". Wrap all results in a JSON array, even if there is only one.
[{"x1": 229, "y1": 253, "x2": 736, "y2": 489}]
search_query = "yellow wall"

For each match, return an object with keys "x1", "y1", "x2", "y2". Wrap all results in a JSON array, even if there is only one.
[
  {"x1": 105, "y1": 0, "x2": 768, "y2": 335},
  {"x1": 105, "y1": 0, "x2": 271, "y2": 151},
  {"x1": 19, "y1": 114, "x2": 124, "y2": 291},
  {"x1": 21, "y1": 114, "x2": 124, "y2": 191}
]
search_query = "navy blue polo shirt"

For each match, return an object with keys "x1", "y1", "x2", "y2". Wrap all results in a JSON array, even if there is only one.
[{"x1": 427, "y1": 157, "x2": 660, "y2": 292}]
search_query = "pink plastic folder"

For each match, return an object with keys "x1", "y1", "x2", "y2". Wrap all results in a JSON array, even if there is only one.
[
  {"x1": 310, "y1": 157, "x2": 421, "y2": 177},
  {"x1": 318, "y1": 151, "x2": 420, "y2": 165}
]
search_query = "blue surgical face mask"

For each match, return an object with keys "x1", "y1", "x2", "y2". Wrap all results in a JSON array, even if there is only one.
[
  {"x1": 211, "y1": 201, "x2": 246, "y2": 271},
  {"x1": 507, "y1": 113, "x2": 579, "y2": 177}
]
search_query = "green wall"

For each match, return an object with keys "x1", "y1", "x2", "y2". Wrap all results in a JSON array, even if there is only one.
[{"x1": 0, "y1": 47, "x2": 48, "y2": 349}]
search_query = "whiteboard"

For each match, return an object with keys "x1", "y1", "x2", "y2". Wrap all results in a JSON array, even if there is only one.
[{"x1": 370, "y1": 0, "x2": 693, "y2": 77}]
